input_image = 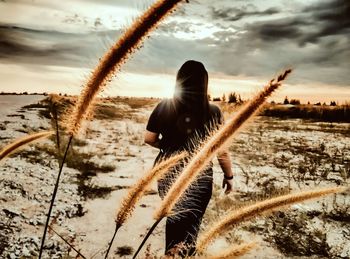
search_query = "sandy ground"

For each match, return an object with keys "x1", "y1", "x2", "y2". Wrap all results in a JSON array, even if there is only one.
[{"x1": 1, "y1": 95, "x2": 349, "y2": 259}]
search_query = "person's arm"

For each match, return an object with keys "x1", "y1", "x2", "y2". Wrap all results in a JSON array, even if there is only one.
[
  {"x1": 144, "y1": 130, "x2": 160, "y2": 149},
  {"x1": 217, "y1": 149, "x2": 234, "y2": 194}
]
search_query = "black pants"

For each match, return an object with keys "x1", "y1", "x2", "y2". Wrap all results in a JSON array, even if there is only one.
[{"x1": 157, "y1": 160, "x2": 213, "y2": 257}]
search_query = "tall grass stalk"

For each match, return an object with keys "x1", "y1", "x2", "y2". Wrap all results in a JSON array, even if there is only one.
[
  {"x1": 209, "y1": 242, "x2": 256, "y2": 259},
  {"x1": 52, "y1": 102, "x2": 61, "y2": 151},
  {"x1": 132, "y1": 218, "x2": 162, "y2": 259},
  {"x1": 39, "y1": 135, "x2": 73, "y2": 259},
  {"x1": 104, "y1": 152, "x2": 186, "y2": 258},
  {"x1": 0, "y1": 131, "x2": 54, "y2": 162},
  {"x1": 68, "y1": 0, "x2": 185, "y2": 136},
  {"x1": 48, "y1": 226, "x2": 87, "y2": 259},
  {"x1": 48, "y1": 94, "x2": 61, "y2": 150},
  {"x1": 196, "y1": 186, "x2": 346, "y2": 252},
  {"x1": 132, "y1": 69, "x2": 292, "y2": 258},
  {"x1": 40, "y1": 0, "x2": 185, "y2": 256}
]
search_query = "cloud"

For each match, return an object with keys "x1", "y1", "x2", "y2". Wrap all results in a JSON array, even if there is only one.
[
  {"x1": 201, "y1": 0, "x2": 350, "y2": 86},
  {"x1": 79, "y1": 0, "x2": 146, "y2": 7},
  {"x1": 301, "y1": 0, "x2": 350, "y2": 44},
  {"x1": 0, "y1": 25, "x2": 123, "y2": 67},
  {"x1": 210, "y1": 6, "x2": 280, "y2": 22},
  {"x1": 0, "y1": 25, "x2": 64, "y2": 57},
  {"x1": 242, "y1": 0, "x2": 349, "y2": 46},
  {"x1": 0, "y1": 0, "x2": 349, "y2": 90},
  {"x1": 206, "y1": 0, "x2": 350, "y2": 46},
  {"x1": 246, "y1": 18, "x2": 309, "y2": 42}
]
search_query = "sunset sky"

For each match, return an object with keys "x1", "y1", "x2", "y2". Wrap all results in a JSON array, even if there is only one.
[{"x1": 0, "y1": 0, "x2": 349, "y2": 103}]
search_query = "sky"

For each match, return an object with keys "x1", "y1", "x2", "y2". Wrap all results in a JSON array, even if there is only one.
[{"x1": 0, "y1": 0, "x2": 349, "y2": 103}]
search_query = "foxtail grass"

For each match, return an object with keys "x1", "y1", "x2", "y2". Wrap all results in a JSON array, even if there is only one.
[
  {"x1": 209, "y1": 242, "x2": 256, "y2": 259},
  {"x1": 68, "y1": 0, "x2": 185, "y2": 136},
  {"x1": 196, "y1": 186, "x2": 346, "y2": 252},
  {"x1": 116, "y1": 152, "x2": 186, "y2": 226},
  {"x1": 132, "y1": 69, "x2": 292, "y2": 258},
  {"x1": 0, "y1": 131, "x2": 54, "y2": 162},
  {"x1": 104, "y1": 152, "x2": 186, "y2": 258},
  {"x1": 40, "y1": 1, "x2": 185, "y2": 257}
]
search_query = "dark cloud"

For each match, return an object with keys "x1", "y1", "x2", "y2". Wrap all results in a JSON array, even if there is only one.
[
  {"x1": 301, "y1": 0, "x2": 350, "y2": 43},
  {"x1": 210, "y1": 6, "x2": 280, "y2": 22},
  {"x1": 0, "y1": 25, "x2": 122, "y2": 67},
  {"x1": 240, "y1": 0, "x2": 350, "y2": 46},
  {"x1": 246, "y1": 19, "x2": 310, "y2": 42},
  {"x1": 0, "y1": 26, "x2": 64, "y2": 57},
  {"x1": 207, "y1": 0, "x2": 350, "y2": 47}
]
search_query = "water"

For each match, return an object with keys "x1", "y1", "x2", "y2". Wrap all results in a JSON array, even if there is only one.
[{"x1": 0, "y1": 95, "x2": 45, "y2": 117}]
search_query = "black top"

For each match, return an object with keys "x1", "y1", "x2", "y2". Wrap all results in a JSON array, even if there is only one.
[{"x1": 146, "y1": 99, "x2": 223, "y2": 154}]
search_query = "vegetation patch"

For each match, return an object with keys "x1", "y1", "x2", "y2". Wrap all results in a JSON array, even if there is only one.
[
  {"x1": 20, "y1": 141, "x2": 116, "y2": 200},
  {"x1": 265, "y1": 211, "x2": 330, "y2": 257},
  {"x1": 261, "y1": 104, "x2": 350, "y2": 123},
  {"x1": 115, "y1": 245, "x2": 134, "y2": 256}
]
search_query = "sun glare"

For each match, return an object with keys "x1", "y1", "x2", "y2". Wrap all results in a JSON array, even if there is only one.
[{"x1": 161, "y1": 84, "x2": 175, "y2": 98}]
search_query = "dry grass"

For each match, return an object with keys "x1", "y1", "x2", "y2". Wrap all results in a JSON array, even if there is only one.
[
  {"x1": 196, "y1": 186, "x2": 347, "y2": 252},
  {"x1": 67, "y1": 0, "x2": 185, "y2": 136},
  {"x1": 209, "y1": 242, "x2": 256, "y2": 259},
  {"x1": 0, "y1": 131, "x2": 54, "y2": 162}
]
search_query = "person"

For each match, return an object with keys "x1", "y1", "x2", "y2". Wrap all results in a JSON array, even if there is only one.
[{"x1": 144, "y1": 60, "x2": 234, "y2": 257}]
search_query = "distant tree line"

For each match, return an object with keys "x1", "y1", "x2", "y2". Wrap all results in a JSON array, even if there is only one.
[
  {"x1": 283, "y1": 96, "x2": 338, "y2": 106},
  {"x1": 0, "y1": 91, "x2": 48, "y2": 96},
  {"x1": 210, "y1": 92, "x2": 243, "y2": 104},
  {"x1": 210, "y1": 93, "x2": 340, "y2": 106}
]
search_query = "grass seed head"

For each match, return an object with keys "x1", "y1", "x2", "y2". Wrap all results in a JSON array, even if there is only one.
[
  {"x1": 67, "y1": 0, "x2": 185, "y2": 135},
  {"x1": 208, "y1": 242, "x2": 257, "y2": 259},
  {"x1": 116, "y1": 152, "x2": 186, "y2": 227},
  {"x1": 197, "y1": 186, "x2": 346, "y2": 252},
  {"x1": 0, "y1": 131, "x2": 54, "y2": 162}
]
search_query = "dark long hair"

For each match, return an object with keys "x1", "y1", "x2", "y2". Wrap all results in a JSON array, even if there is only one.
[{"x1": 173, "y1": 60, "x2": 210, "y2": 126}]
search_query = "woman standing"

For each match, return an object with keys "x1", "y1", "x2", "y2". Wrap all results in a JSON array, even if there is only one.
[{"x1": 144, "y1": 60, "x2": 234, "y2": 256}]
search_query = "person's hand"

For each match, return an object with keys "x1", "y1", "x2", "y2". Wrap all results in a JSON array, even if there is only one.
[{"x1": 222, "y1": 178, "x2": 233, "y2": 194}]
